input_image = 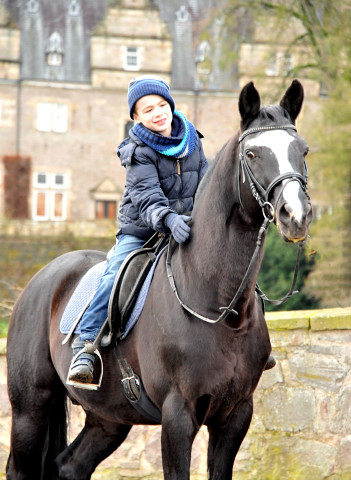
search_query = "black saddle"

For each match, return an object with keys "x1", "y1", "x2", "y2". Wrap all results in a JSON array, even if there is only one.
[{"x1": 100, "y1": 233, "x2": 168, "y2": 346}]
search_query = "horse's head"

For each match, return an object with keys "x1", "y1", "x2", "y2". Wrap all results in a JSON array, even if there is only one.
[{"x1": 238, "y1": 80, "x2": 312, "y2": 243}]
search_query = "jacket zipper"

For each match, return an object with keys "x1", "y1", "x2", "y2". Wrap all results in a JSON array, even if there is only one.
[{"x1": 176, "y1": 159, "x2": 183, "y2": 213}]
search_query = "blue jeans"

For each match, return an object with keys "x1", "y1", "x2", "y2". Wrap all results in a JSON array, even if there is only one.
[{"x1": 79, "y1": 234, "x2": 146, "y2": 342}]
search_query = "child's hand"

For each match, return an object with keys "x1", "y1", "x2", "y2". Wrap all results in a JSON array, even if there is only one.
[{"x1": 166, "y1": 214, "x2": 192, "y2": 243}]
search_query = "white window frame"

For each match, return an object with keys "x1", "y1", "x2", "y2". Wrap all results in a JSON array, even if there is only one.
[
  {"x1": 265, "y1": 52, "x2": 279, "y2": 76},
  {"x1": 282, "y1": 52, "x2": 294, "y2": 75},
  {"x1": 37, "y1": 102, "x2": 68, "y2": 133},
  {"x1": 33, "y1": 172, "x2": 68, "y2": 188},
  {"x1": 37, "y1": 103, "x2": 52, "y2": 132},
  {"x1": 52, "y1": 172, "x2": 67, "y2": 188},
  {"x1": 33, "y1": 171, "x2": 49, "y2": 188},
  {"x1": 32, "y1": 190, "x2": 50, "y2": 220},
  {"x1": 123, "y1": 46, "x2": 140, "y2": 71},
  {"x1": 46, "y1": 32, "x2": 63, "y2": 66},
  {"x1": 32, "y1": 172, "x2": 68, "y2": 221},
  {"x1": 265, "y1": 52, "x2": 295, "y2": 77},
  {"x1": 50, "y1": 190, "x2": 67, "y2": 220}
]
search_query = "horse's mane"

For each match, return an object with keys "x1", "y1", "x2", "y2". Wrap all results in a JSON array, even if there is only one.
[
  {"x1": 194, "y1": 145, "x2": 225, "y2": 203},
  {"x1": 195, "y1": 131, "x2": 241, "y2": 205}
]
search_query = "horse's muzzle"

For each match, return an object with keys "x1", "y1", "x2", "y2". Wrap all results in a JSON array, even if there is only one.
[{"x1": 276, "y1": 194, "x2": 312, "y2": 243}]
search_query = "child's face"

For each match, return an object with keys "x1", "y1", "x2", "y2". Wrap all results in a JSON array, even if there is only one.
[{"x1": 133, "y1": 94, "x2": 173, "y2": 136}]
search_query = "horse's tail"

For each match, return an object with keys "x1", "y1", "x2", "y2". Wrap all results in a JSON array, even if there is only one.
[{"x1": 42, "y1": 383, "x2": 68, "y2": 480}]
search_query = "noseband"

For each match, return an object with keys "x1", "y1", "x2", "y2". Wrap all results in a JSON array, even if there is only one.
[
  {"x1": 238, "y1": 124, "x2": 309, "y2": 220},
  {"x1": 166, "y1": 124, "x2": 310, "y2": 325}
]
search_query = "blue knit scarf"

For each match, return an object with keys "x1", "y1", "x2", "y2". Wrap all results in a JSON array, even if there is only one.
[{"x1": 132, "y1": 110, "x2": 198, "y2": 159}]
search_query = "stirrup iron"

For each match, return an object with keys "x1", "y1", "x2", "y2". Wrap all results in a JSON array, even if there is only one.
[{"x1": 66, "y1": 344, "x2": 104, "y2": 391}]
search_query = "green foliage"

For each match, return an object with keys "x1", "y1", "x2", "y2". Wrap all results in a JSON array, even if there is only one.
[
  {"x1": 221, "y1": 0, "x2": 351, "y2": 88},
  {"x1": 258, "y1": 227, "x2": 320, "y2": 311},
  {"x1": 218, "y1": 0, "x2": 351, "y2": 306},
  {"x1": 304, "y1": 76, "x2": 351, "y2": 306},
  {"x1": 0, "y1": 320, "x2": 8, "y2": 338}
]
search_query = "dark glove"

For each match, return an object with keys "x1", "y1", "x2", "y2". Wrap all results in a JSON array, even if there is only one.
[{"x1": 165, "y1": 213, "x2": 192, "y2": 244}]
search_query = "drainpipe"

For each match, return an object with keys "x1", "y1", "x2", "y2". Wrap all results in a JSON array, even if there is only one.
[{"x1": 16, "y1": 77, "x2": 22, "y2": 154}]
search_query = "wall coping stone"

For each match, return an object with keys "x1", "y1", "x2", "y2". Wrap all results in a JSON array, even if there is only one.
[
  {"x1": 266, "y1": 306, "x2": 351, "y2": 331},
  {"x1": 1, "y1": 308, "x2": 350, "y2": 357}
]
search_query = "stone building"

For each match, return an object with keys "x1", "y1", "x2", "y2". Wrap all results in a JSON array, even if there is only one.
[{"x1": 0, "y1": 0, "x2": 319, "y2": 222}]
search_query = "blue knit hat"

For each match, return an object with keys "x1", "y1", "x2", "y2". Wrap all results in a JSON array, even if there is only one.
[{"x1": 127, "y1": 75, "x2": 175, "y2": 119}]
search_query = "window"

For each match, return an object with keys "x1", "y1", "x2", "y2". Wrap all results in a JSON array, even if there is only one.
[
  {"x1": 37, "y1": 102, "x2": 68, "y2": 133},
  {"x1": 282, "y1": 52, "x2": 294, "y2": 75},
  {"x1": 53, "y1": 173, "x2": 66, "y2": 187},
  {"x1": 124, "y1": 46, "x2": 140, "y2": 71},
  {"x1": 91, "y1": 177, "x2": 120, "y2": 220},
  {"x1": 32, "y1": 172, "x2": 68, "y2": 221},
  {"x1": 46, "y1": 32, "x2": 63, "y2": 66},
  {"x1": 265, "y1": 52, "x2": 294, "y2": 77},
  {"x1": 265, "y1": 53, "x2": 279, "y2": 76},
  {"x1": 95, "y1": 200, "x2": 117, "y2": 219},
  {"x1": 33, "y1": 172, "x2": 67, "y2": 188}
]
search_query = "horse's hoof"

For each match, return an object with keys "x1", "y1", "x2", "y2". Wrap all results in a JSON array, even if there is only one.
[{"x1": 264, "y1": 355, "x2": 276, "y2": 371}]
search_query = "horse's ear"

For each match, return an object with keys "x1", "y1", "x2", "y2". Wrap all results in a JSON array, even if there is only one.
[
  {"x1": 280, "y1": 79, "x2": 304, "y2": 123},
  {"x1": 239, "y1": 82, "x2": 261, "y2": 130}
]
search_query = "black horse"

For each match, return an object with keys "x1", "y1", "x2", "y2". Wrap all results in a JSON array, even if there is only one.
[{"x1": 6, "y1": 80, "x2": 312, "y2": 480}]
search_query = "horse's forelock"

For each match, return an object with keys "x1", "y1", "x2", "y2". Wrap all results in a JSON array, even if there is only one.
[{"x1": 254, "y1": 105, "x2": 292, "y2": 126}]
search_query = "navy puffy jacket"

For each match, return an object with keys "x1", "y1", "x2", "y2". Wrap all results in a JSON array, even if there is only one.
[{"x1": 116, "y1": 129, "x2": 208, "y2": 240}]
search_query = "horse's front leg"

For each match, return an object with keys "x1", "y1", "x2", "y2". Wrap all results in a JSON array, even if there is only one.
[
  {"x1": 161, "y1": 391, "x2": 199, "y2": 480},
  {"x1": 207, "y1": 397, "x2": 253, "y2": 480}
]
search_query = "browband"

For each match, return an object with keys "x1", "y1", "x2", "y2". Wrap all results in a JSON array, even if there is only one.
[{"x1": 238, "y1": 124, "x2": 297, "y2": 143}]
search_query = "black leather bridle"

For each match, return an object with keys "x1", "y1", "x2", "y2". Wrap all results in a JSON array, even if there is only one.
[
  {"x1": 238, "y1": 124, "x2": 309, "y2": 221},
  {"x1": 166, "y1": 124, "x2": 310, "y2": 324}
]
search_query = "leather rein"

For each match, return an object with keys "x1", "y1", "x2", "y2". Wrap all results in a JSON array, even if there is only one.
[{"x1": 166, "y1": 124, "x2": 310, "y2": 324}]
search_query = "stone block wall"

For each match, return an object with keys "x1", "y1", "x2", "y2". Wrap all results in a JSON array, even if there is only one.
[
  {"x1": 1, "y1": 307, "x2": 351, "y2": 479},
  {"x1": 241, "y1": 307, "x2": 351, "y2": 480}
]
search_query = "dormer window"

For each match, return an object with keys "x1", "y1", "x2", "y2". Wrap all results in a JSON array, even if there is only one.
[
  {"x1": 68, "y1": 0, "x2": 80, "y2": 16},
  {"x1": 195, "y1": 40, "x2": 212, "y2": 75},
  {"x1": 46, "y1": 32, "x2": 64, "y2": 67},
  {"x1": 26, "y1": 0, "x2": 39, "y2": 14},
  {"x1": 124, "y1": 46, "x2": 140, "y2": 71}
]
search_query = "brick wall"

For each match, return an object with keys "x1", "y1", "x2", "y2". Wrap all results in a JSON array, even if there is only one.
[{"x1": 2, "y1": 155, "x2": 30, "y2": 219}]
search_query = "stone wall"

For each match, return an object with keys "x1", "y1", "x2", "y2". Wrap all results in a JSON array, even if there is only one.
[{"x1": 1, "y1": 307, "x2": 351, "y2": 479}]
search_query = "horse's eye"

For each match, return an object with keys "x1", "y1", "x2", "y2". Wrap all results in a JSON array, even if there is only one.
[
  {"x1": 303, "y1": 150, "x2": 309, "y2": 157},
  {"x1": 246, "y1": 151, "x2": 256, "y2": 159}
]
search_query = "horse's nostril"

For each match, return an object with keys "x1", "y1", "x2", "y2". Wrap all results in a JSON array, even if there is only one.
[
  {"x1": 279, "y1": 203, "x2": 291, "y2": 224},
  {"x1": 284, "y1": 203, "x2": 293, "y2": 215},
  {"x1": 279, "y1": 201, "x2": 312, "y2": 230}
]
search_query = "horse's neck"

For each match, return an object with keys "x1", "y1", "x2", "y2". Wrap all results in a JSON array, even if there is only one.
[{"x1": 175, "y1": 138, "x2": 265, "y2": 316}]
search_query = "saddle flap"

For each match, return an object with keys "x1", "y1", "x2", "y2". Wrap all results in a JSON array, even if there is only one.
[
  {"x1": 107, "y1": 233, "x2": 168, "y2": 342},
  {"x1": 118, "y1": 250, "x2": 155, "y2": 321}
]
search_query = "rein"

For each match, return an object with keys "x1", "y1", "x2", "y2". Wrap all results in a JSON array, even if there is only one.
[
  {"x1": 166, "y1": 124, "x2": 309, "y2": 324},
  {"x1": 166, "y1": 216, "x2": 272, "y2": 324}
]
